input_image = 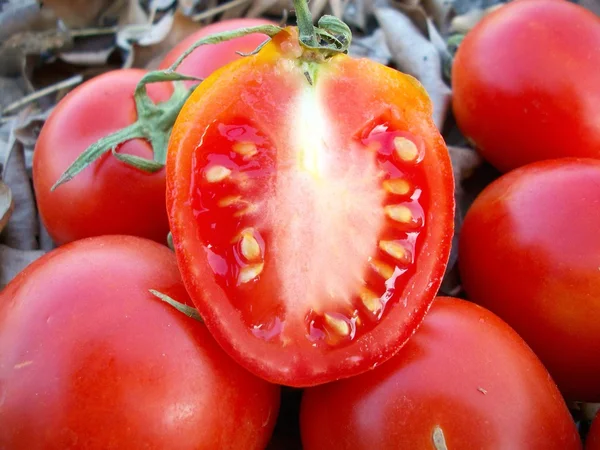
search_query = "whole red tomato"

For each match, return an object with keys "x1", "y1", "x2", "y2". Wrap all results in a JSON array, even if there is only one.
[
  {"x1": 33, "y1": 69, "x2": 172, "y2": 245},
  {"x1": 452, "y1": 0, "x2": 600, "y2": 172},
  {"x1": 459, "y1": 158, "x2": 600, "y2": 402},
  {"x1": 300, "y1": 297, "x2": 581, "y2": 449},
  {"x1": 167, "y1": 25, "x2": 454, "y2": 387},
  {"x1": 0, "y1": 236, "x2": 280, "y2": 449},
  {"x1": 159, "y1": 18, "x2": 275, "y2": 79}
]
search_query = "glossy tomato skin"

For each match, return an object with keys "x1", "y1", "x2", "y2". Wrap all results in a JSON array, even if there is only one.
[
  {"x1": 33, "y1": 69, "x2": 172, "y2": 245},
  {"x1": 159, "y1": 18, "x2": 275, "y2": 79},
  {"x1": 452, "y1": 0, "x2": 600, "y2": 172},
  {"x1": 459, "y1": 158, "x2": 600, "y2": 402},
  {"x1": 300, "y1": 297, "x2": 581, "y2": 450},
  {"x1": 0, "y1": 236, "x2": 280, "y2": 449},
  {"x1": 167, "y1": 28, "x2": 454, "y2": 387}
]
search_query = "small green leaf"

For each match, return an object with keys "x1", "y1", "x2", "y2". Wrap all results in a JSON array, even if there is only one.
[
  {"x1": 149, "y1": 289, "x2": 203, "y2": 322},
  {"x1": 52, "y1": 122, "x2": 144, "y2": 191},
  {"x1": 236, "y1": 37, "x2": 271, "y2": 57},
  {"x1": 111, "y1": 149, "x2": 164, "y2": 173},
  {"x1": 317, "y1": 15, "x2": 352, "y2": 50}
]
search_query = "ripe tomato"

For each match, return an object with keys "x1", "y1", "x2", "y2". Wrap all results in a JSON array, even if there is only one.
[
  {"x1": 0, "y1": 236, "x2": 280, "y2": 449},
  {"x1": 459, "y1": 158, "x2": 600, "y2": 402},
  {"x1": 167, "y1": 26, "x2": 454, "y2": 386},
  {"x1": 300, "y1": 297, "x2": 581, "y2": 450},
  {"x1": 159, "y1": 18, "x2": 275, "y2": 79},
  {"x1": 452, "y1": 0, "x2": 600, "y2": 172},
  {"x1": 33, "y1": 69, "x2": 173, "y2": 245}
]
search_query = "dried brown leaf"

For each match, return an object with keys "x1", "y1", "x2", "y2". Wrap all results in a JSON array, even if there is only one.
[
  {"x1": 0, "y1": 181, "x2": 14, "y2": 234},
  {"x1": 245, "y1": 0, "x2": 290, "y2": 18},
  {"x1": 43, "y1": 0, "x2": 119, "y2": 27},
  {"x1": 0, "y1": 0, "x2": 56, "y2": 40},
  {"x1": 0, "y1": 245, "x2": 45, "y2": 288},
  {"x1": 349, "y1": 29, "x2": 392, "y2": 65},
  {"x1": 0, "y1": 132, "x2": 37, "y2": 250},
  {"x1": 375, "y1": 7, "x2": 451, "y2": 129},
  {"x1": 581, "y1": 0, "x2": 600, "y2": 16}
]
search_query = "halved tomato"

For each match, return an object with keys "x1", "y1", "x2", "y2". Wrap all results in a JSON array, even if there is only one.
[{"x1": 167, "y1": 27, "x2": 454, "y2": 386}]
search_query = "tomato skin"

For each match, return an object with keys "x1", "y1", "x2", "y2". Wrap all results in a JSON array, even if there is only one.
[
  {"x1": 33, "y1": 69, "x2": 172, "y2": 245},
  {"x1": 167, "y1": 28, "x2": 454, "y2": 387},
  {"x1": 452, "y1": 0, "x2": 600, "y2": 172},
  {"x1": 459, "y1": 158, "x2": 600, "y2": 402},
  {"x1": 300, "y1": 297, "x2": 581, "y2": 450},
  {"x1": 0, "y1": 236, "x2": 280, "y2": 449},
  {"x1": 159, "y1": 18, "x2": 275, "y2": 78}
]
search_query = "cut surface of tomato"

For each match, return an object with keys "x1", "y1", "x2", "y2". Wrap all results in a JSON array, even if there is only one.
[{"x1": 167, "y1": 28, "x2": 454, "y2": 386}]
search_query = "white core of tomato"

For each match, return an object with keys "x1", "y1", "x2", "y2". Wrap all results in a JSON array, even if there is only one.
[{"x1": 261, "y1": 86, "x2": 386, "y2": 313}]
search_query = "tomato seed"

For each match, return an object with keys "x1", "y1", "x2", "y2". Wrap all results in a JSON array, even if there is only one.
[
  {"x1": 383, "y1": 178, "x2": 411, "y2": 196},
  {"x1": 205, "y1": 165, "x2": 232, "y2": 183},
  {"x1": 393, "y1": 136, "x2": 419, "y2": 162}
]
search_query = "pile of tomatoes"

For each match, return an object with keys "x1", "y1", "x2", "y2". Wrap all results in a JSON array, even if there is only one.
[{"x1": 1, "y1": 0, "x2": 600, "y2": 448}]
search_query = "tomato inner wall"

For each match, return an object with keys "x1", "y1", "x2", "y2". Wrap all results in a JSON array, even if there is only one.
[{"x1": 190, "y1": 117, "x2": 429, "y2": 348}]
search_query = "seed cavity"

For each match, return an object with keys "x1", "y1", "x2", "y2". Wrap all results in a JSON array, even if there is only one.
[
  {"x1": 204, "y1": 165, "x2": 231, "y2": 183},
  {"x1": 394, "y1": 136, "x2": 419, "y2": 162},
  {"x1": 383, "y1": 178, "x2": 411, "y2": 196},
  {"x1": 385, "y1": 204, "x2": 413, "y2": 223},
  {"x1": 323, "y1": 313, "x2": 351, "y2": 337},
  {"x1": 238, "y1": 262, "x2": 264, "y2": 284},
  {"x1": 370, "y1": 259, "x2": 395, "y2": 279},
  {"x1": 240, "y1": 228, "x2": 261, "y2": 261},
  {"x1": 233, "y1": 141, "x2": 258, "y2": 158},
  {"x1": 379, "y1": 240, "x2": 406, "y2": 261},
  {"x1": 360, "y1": 288, "x2": 382, "y2": 313}
]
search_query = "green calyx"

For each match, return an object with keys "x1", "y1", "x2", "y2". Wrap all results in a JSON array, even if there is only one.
[
  {"x1": 293, "y1": 0, "x2": 352, "y2": 57},
  {"x1": 52, "y1": 24, "x2": 283, "y2": 191},
  {"x1": 149, "y1": 289, "x2": 203, "y2": 322},
  {"x1": 51, "y1": 1, "x2": 353, "y2": 190}
]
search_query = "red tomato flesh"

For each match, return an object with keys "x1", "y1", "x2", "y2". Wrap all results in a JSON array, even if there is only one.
[
  {"x1": 0, "y1": 236, "x2": 280, "y2": 449},
  {"x1": 300, "y1": 297, "x2": 581, "y2": 449},
  {"x1": 167, "y1": 28, "x2": 454, "y2": 386}
]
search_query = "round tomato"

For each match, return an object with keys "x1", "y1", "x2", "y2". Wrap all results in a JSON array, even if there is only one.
[
  {"x1": 452, "y1": 0, "x2": 600, "y2": 172},
  {"x1": 33, "y1": 69, "x2": 172, "y2": 245},
  {"x1": 459, "y1": 158, "x2": 600, "y2": 402},
  {"x1": 159, "y1": 18, "x2": 275, "y2": 79},
  {"x1": 0, "y1": 236, "x2": 280, "y2": 449},
  {"x1": 167, "y1": 26, "x2": 454, "y2": 386},
  {"x1": 300, "y1": 297, "x2": 581, "y2": 449}
]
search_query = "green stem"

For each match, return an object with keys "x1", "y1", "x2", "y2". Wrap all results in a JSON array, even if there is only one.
[
  {"x1": 52, "y1": 123, "x2": 144, "y2": 190},
  {"x1": 293, "y1": 0, "x2": 317, "y2": 47}
]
